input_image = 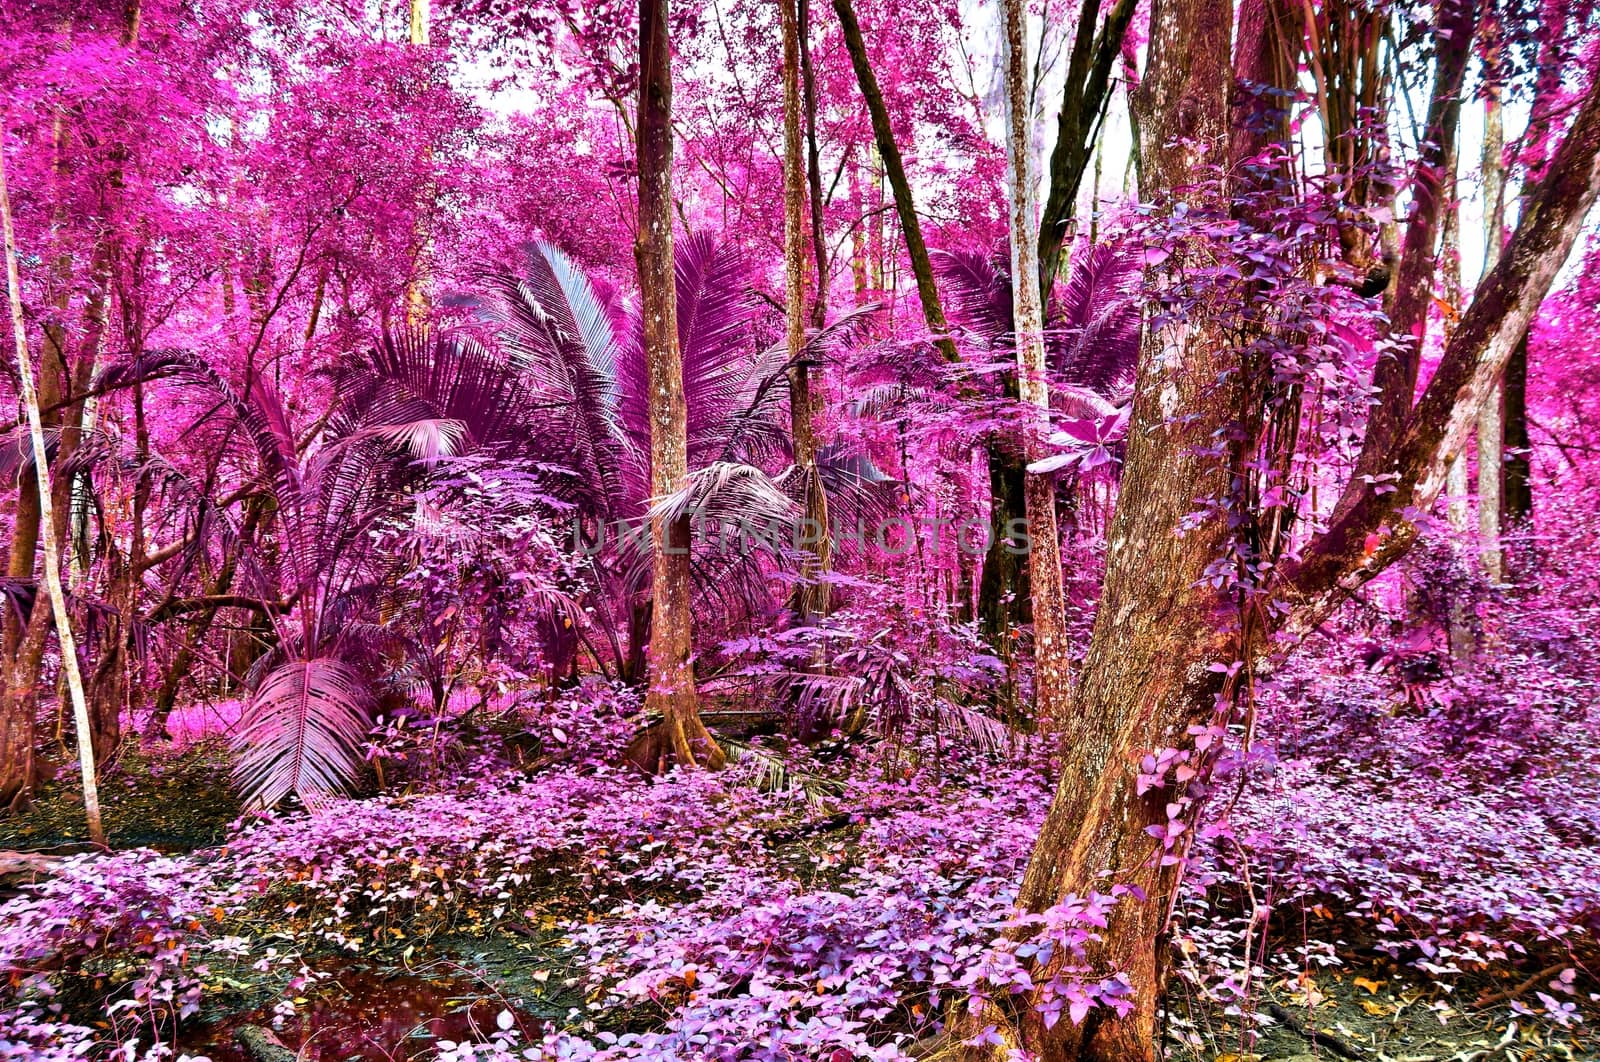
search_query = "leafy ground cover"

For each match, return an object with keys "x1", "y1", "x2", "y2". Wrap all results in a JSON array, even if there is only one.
[{"x1": 4, "y1": 635, "x2": 1600, "y2": 1061}]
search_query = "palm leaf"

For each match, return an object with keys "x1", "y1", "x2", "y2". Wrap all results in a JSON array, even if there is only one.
[
  {"x1": 932, "y1": 248, "x2": 1013, "y2": 344},
  {"x1": 232, "y1": 658, "x2": 373, "y2": 810},
  {"x1": 1055, "y1": 244, "x2": 1142, "y2": 392},
  {"x1": 480, "y1": 244, "x2": 640, "y2": 517}
]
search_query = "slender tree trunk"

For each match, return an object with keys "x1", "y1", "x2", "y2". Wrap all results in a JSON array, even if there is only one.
[
  {"x1": 1441, "y1": 145, "x2": 1476, "y2": 663},
  {"x1": 783, "y1": 0, "x2": 832, "y2": 621},
  {"x1": 831, "y1": 0, "x2": 958, "y2": 363},
  {"x1": 1478, "y1": 90, "x2": 1506, "y2": 583},
  {"x1": 1034, "y1": 0, "x2": 1139, "y2": 297},
  {"x1": 634, "y1": 0, "x2": 722, "y2": 769},
  {"x1": 2, "y1": 128, "x2": 105, "y2": 845},
  {"x1": 1001, "y1": 0, "x2": 1069, "y2": 732},
  {"x1": 1502, "y1": 335, "x2": 1530, "y2": 523},
  {"x1": 404, "y1": 0, "x2": 433, "y2": 326},
  {"x1": 981, "y1": 0, "x2": 1137, "y2": 657},
  {"x1": 1346, "y1": 0, "x2": 1476, "y2": 493},
  {"x1": 977, "y1": 454, "x2": 1029, "y2": 645},
  {"x1": 146, "y1": 503, "x2": 262, "y2": 738},
  {"x1": 797, "y1": 0, "x2": 829, "y2": 328},
  {"x1": 0, "y1": 124, "x2": 112, "y2": 808}
]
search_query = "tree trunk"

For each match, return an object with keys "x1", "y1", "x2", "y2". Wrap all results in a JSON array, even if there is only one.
[
  {"x1": 1034, "y1": 0, "x2": 1139, "y2": 298},
  {"x1": 784, "y1": 0, "x2": 832, "y2": 621},
  {"x1": 404, "y1": 0, "x2": 433, "y2": 326},
  {"x1": 146, "y1": 503, "x2": 262, "y2": 738},
  {"x1": 1502, "y1": 334, "x2": 1530, "y2": 523},
  {"x1": 797, "y1": 0, "x2": 829, "y2": 328},
  {"x1": 977, "y1": 452, "x2": 1029, "y2": 646},
  {"x1": 1440, "y1": 141, "x2": 1475, "y2": 663},
  {"x1": 2, "y1": 128, "x2": 105, "y2": 844},
  {"x1": 1288, "y1": 71, "x2": 1600, "y2": 625},
  {"x1": 954, "y1": 33, "x2": 1600, "y2": 1062},
  {"x1": 634, "y1": 0, "x2": 722, "y2": 769},
  {"x1": 1477, "y1": 89, "x2": 1506, "y2": 583},
  {"x1": 831, "y1": 0, "x2": 958, "y2": 363},
  {"x1": 1346, "y1": 0, "x2": 1476, "y2": 494},
  {"x1": 962, "y1": 0, "x2": 1236, "y2": 1053},
  {"x1": 1000, "y1": 0, "x2": 1069, "y2": 731}
]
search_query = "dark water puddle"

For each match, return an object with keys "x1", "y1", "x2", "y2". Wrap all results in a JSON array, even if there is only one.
[{"x1": 180, "y1": 964, "x2": 542, "y2": 1061}]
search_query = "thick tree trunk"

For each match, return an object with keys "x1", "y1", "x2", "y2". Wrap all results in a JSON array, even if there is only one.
[
  {"x1": 956, "y1": 28, "x2": 1600, "y2": 1062},
  {"x1": 634, "y1": 0, "x2": 722, "y2": 769},
  {"x1": 961, "y1": 0, "x2": 1236, "y2": 1054},
  {"x1": 2, "y1": 130, "x2": 105, "y2": 844},
  {"x1": 1000, "y1": 0, "x2": 1069, "y2": 730},
  {"x1": 831, "y1": 0, "x2": 958, "y2": 363}
]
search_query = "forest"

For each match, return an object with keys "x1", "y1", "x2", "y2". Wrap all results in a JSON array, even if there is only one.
[{"x1": 1, "y1": 0, "x2": 1599, "y2": 1057}]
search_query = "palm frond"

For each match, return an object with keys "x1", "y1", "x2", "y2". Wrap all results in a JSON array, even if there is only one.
[
  {"x1": 721, "y1": 738, "x2": 840, "y2": 808},
  {"x1": 647, "y1": 461, "x2": 802, "y2": 545},
  {"x1": 1055, "y1": 244, "x2": 1142, "y2": 392},
  {"x1": 932, "y1": 700, "x2": 1023, "y2": 755},
  {"x1": 932, "y1": 248, "x2": 1013, "y2": 344},
  {"x1": 232, "y1": 658, "x2": 373, "y2": 810},
  {"x1": 480, "y1": 244, "x2": 640, "y2": 517}
]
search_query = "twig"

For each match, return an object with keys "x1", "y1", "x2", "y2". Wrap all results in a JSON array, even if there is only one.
[
  {"x1": 1472, "y1": 963, "x2": 1567, "y2": 1010},
  {"x1": 1263, "y1": 1000, "x2": 1367, "y2": 1060},
  {"x1": 1451, "y1": 1020, "x2": 1518, "y2": 1062}
]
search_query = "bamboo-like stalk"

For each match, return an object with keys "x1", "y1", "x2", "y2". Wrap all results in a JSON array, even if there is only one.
[{"x1": 0, "y1": 124, "x2": 105, "y2": 845}]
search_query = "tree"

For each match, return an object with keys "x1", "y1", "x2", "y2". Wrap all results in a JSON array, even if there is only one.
[
  {"x1": 784, "y1": 0, "x2": 831, "y2": 621},
  {"x1": 1033, "y1": 0, "x2": 1140, "y2": 298},
  {"x1": 0, "y1": 124, "x2": 104, "y2": 845},
  {"x1": 998, "y1": 0, "x2": 1068, "y2": 729},
  {"x1": 831, "y1": 0, "x2": 959, "y2": 364},
  {"x1": 634, "y1": 0, "x2": 724, "y2": 768},
  {"x1": 959, "y1": 0, "x2": 1600, "y2": 1055}
]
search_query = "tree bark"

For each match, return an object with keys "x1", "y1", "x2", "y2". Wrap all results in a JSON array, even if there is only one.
[
  {"x1": 634, "y1": 0, "x2": 722, "y2": 768},
  {"x1": 831, "y1": 0, "x2": 959, "y2": 362},
  {"x1": 1000, "y1": 0, "x2": 1069, "y2": 731},
  {"x1": 1289, "y1": 71, "x2": 1600, "y2": 624},
  {"x1": 404, "y1": 0, "x2": 433, "y2": 326},
  {"x1": 961, "y1": 0, "x2": 1237, "y2": 1053},
  {"x1": 959, "y1": 20, "x2": 1600, "y2": 1062},
  {"x1": 784, "y1": 0, "x2": 832, "y2": 621},
  {"x1": 797, "y1": 0, "x2": 829, "y2": 328},
  {"x1": 1440, "y1": 138, "x2": 1475, "y2": 662},
  {"x1": 1502, "y1": 334, "x2": 1530, "y2": 523},
  {"x1": 1346, "y1": 0, "x2": 1476, "y2": 494},
  {"x1": 2, "y1": 127, "x2": 105, "y2": 844},
  {"x1": 1477, "y1": 89, "x2": 1506, "y2": 583},
  {"x1": 1035, "y1": 0, "x2": 1139, "y2": 298}
]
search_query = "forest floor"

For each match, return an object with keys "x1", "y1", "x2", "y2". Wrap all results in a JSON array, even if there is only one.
[{"x1": 3, "y1": 720, "x2": 1599, "y2": 1061}]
